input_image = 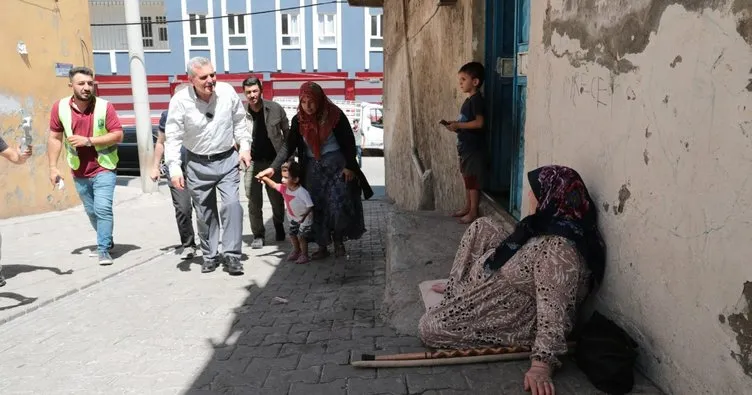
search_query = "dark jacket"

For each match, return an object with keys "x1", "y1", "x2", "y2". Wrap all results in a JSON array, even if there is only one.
[
  {"x1": 246, "y1": 99, "x2": 290, "y2": 153},
  {"x1": 271, "y1": 110, "x2": 373, "y2": 200}
]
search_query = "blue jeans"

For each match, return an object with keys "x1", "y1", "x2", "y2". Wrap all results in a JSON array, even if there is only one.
[{"x1": 73, "y1": 171, "x2": 116, "y2": 253}]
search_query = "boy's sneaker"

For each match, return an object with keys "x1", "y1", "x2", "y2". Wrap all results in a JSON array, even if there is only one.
[
  {"x1": 98, "y1": 251, "x2": 114, "y2": 266},
  {"x1": 251, "y1": 237, "x2": 264, "y2": 249}
]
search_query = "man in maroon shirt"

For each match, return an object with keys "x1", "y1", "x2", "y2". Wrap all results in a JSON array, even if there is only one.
[{"x1": 47, "y1": 67, "x2": 124, "y2": 265}]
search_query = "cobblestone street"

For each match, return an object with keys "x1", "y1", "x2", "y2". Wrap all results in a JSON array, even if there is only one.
[{"x1": 0, "y1": 162, "x2": 658, "y2": 394}]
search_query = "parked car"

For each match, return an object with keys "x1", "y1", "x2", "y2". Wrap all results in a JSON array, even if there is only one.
[{"x1": 116, "y1": 125, "x2": 158, "y2": 174}]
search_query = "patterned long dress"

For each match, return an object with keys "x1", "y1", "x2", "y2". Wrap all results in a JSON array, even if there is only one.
[{"x1": 418, "y1": 217, "x2": 591, "y2": 367}]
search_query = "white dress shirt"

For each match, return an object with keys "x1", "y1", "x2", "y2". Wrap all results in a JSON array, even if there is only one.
[{"x1": 164, "y1": 81, "x2": 250, "y2": 178}]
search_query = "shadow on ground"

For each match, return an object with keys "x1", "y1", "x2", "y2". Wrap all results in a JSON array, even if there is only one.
[
  {"x1": 71, "y1": 244, "x2": 141, "y2": 259},
  {"x1": 1, "y1": 264, "x2": 74, "y2": 280},
  {"x1": 0, "y1": 292, "x2": 37, "y2": 311}
]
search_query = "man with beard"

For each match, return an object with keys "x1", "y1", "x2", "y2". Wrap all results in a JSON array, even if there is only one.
[
  {"x1": 164, "y1": 57, "x2": 251, "y2": 276},
  {"x1": 47, "y1": 66, "x2": 124, "y2": 266},
  {"x1": 241, "y1": 77, "x2": 289, "y2": 249}
]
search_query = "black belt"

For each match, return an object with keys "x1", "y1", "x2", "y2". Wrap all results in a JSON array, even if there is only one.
[{"x1": 187, "y1": 148, "x2": 235, "y2": 162}]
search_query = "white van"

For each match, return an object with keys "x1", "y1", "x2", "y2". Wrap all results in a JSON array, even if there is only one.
[
  {"x1": 274, "y1": 98, "x2": 384, "y2": 153},
  {"x1": 359, "y1": 102, "x2": 384, "y2": 153}
]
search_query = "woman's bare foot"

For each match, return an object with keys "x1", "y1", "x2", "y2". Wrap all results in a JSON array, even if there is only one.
[
  {"x1": 452, "y1": 208, "x2": 469, "y2": 217},
  {"x1": 458, "y1": 213, "x2": 478, "y2": 224},
  {"x1": 431, "y1": 283, "x2": 447, "y2": 294}
]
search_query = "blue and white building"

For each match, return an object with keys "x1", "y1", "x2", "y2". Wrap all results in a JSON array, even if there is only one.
[{"x1": 89, "y1": 0, "x2": 384, "y2": 75}]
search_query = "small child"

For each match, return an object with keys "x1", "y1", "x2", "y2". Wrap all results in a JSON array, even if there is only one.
[
  {"x1": 441, "y1": 61, "x2": 486, "y2": 224},
  {"x1": 259, "y1": 161, "x2": 314, "y2": 264}
]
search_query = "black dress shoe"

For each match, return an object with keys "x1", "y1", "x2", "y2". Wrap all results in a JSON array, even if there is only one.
[
  {"x1": 226, "y1": 256, "x2": 244, "y2": 276},
  {"x1": 201, "y1": 261, "x2": 218, "y2": 273}
]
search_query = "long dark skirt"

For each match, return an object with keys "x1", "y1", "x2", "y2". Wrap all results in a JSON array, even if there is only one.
[{"x1": 305, "y1": 151, "x2": 366, "y2": 247}]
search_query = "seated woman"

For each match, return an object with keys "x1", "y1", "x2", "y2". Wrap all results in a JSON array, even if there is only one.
[{"x1": 419, "y1": 165, "x2": 606, "y2": 395}]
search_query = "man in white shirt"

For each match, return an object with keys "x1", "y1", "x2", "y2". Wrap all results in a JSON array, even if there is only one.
[{"x1": 164, "y1": 57, "x2": 251, "y2": 275}]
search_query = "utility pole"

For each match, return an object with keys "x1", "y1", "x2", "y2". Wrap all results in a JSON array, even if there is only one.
[{"x1": 124, "y1": 0, "x2": 156, "y2": 192}]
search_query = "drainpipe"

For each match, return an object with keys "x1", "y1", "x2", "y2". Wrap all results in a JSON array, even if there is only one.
[{"x1": 401, "y1": 0, "x2": 434, "y2": 210}]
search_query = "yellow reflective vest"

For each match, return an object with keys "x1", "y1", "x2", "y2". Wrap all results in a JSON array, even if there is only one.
[{"x1": 58, "y1": 97, "x2": 118, "y2": 170}]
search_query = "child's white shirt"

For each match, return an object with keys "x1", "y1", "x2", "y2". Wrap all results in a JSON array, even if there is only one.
[{"x1": 275, "y1": 184, "x2": 314, "y2": 226}]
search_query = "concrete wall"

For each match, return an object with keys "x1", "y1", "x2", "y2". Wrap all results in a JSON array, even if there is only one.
[
  {"x1": 0, "y1": 1, "x2": 93, "y2": 219},
  {"x1": 526, "y1": 1, "x2": 752, "y2": 393},
  {"x1": 383, "y1": 0, "x2": 485, "y2": 211}
]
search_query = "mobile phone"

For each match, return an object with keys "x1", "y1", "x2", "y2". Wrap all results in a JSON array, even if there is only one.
[{"x1": 439, "y1": 120, "x2": 450, "y2": 126}]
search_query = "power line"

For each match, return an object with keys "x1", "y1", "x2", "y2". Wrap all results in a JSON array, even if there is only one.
[{"x1": 91, "y1": 0, "x2": 347, "y2": 27}]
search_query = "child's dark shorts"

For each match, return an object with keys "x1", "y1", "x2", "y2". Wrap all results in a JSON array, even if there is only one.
[
  {"x1": 289, "y1": 220, "x2": 312, "y2": 238},
  {"x1": 458, "y1": 150, "x2": 484, "y2": 190}
]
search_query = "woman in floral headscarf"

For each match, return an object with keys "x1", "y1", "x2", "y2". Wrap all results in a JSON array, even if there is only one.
[
  {"x1": 257, "y1": 82, "x2": 372, "y2": 259},
  {"x1": 419, "y1": 165, "x2": 606, "y2": 395}
]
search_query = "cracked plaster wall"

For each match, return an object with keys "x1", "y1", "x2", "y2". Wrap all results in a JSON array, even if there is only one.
[
  {"x1": 383, "y1": 0, "x2": 485, "y2": 211},
  {"x1": 0, "y1": 1, "x2": 92, "y2": 218},
  {"x1": 527, "y1": 1, "x2": 752, "y2": 393}
]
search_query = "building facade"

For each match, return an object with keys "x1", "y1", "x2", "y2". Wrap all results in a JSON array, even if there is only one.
[
  {"x1": 89, "y1": 0, "x2": 384, "y2": 75},
  {"x1": 380, "y1": 0, "x2": 752, "y2": 394},
  {"x1": 0, "y1": 0, "x2": 94, "y2": 218}
]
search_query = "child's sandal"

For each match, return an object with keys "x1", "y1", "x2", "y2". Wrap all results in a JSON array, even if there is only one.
[{"x1": 287, "y1": 251, "x2": 301, "y2": 261}]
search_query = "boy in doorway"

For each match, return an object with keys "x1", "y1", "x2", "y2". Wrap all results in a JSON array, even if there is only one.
[{"x1": 442, "y1": 61, "x2": 486, "y2": 224}]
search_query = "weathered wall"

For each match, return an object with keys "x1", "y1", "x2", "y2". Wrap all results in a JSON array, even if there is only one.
[
  {"x1": 0, "y1": 1, "x2": 92, "y2": 218},
  {"x1": 383, "y1": 0, "x2": 485, "y2": 210},
  {"x1": 527, "y1": 0, "x2": 752, "y2": 393}
]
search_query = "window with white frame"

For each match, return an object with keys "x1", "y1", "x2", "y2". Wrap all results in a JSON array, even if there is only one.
[
  {"x1": 317, "y1": 13, "x2": 336, "y2": 47},
  {"x1": 156, "y1": 16, "x2": 168, "y2": 42},
  {"x1": 227, "y1": 14, "x2": 247, "y2": 47},
  {"x1": 281, "y1": 13, "x2": 300, "y2": 48},
  {"x1": 141, "y1": 16, "x2": 155, "y2": 48},
  {"x1": 369, "y1": 14, "x2": 383, "y2": 49},
  {"x1": 189, "y1": 13, "x2": 209, "y2": 47}
]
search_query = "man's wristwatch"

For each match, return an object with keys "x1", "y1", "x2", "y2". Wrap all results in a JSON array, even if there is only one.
[{"x1": 85, "y1": 138, "x2": 93, "y2": 147}]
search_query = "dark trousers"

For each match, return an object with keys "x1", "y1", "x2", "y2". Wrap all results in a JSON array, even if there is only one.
[
  {"x1": 244, "y1": 160, "x2": 285, "y2": 238},
  {"x1": 169, "y1": 182, "x2": 197, "y2": 248}
]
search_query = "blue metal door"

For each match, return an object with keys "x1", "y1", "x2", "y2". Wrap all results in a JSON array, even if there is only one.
[{"x1": 484, "y1": 0, "x2": 529, "y2": 219}]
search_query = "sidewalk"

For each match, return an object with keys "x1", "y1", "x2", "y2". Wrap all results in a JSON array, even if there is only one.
[
  {"x1": 381, "y1": 208, "x2": 664, "y2": 395},
  {"x1": 0, "y1": 177, "x2": 191, "y2": 323}
]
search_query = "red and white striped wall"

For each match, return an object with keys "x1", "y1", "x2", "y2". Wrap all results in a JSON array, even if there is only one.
[{"x1": 95, "y1": 72, "x2": 383, "y2": 121}]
